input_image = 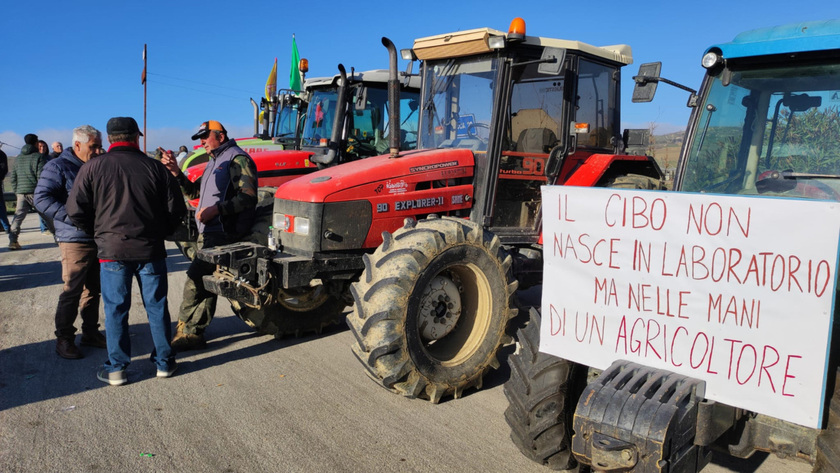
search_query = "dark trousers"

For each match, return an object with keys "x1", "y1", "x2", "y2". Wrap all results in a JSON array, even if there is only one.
[
  {"x1": 55, "y1": 241, "x2": 101, "y2": 339},
  {"x1": 0, "y1": 181, "x2": 10, "y2": 232},
  {"x1": 177, "y1": 233, "x2": 230, "y2": 335}
]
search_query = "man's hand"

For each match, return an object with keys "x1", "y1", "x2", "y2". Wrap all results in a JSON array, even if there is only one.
[
  {"x1": 160, "y1": 148, "x2": 180, "y2": 176},
  {"x1": 196, "y1": 204, "x2": 220, "y2": 224}
]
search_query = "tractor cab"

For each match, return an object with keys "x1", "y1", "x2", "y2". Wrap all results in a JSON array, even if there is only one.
[
  {"x1": 634, "y1": 21, "x2": 840, "y2": 201},
  {"x1": 680, "y1": 47, "x2": 840, "y2": 200},
  {"x1": 301, "y1": 69, "x2": 420, "y2": 165},
  {"x1": 407, "y1": 18, "x2": 660, "y2": 244},
  {"x1": 258, "y1": 88, "x2": 307, "y2": 148}
]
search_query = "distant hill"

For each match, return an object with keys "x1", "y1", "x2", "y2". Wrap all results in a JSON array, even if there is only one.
[{"x1": 649, "y1": 130, "x2": 685, "y2": 175}]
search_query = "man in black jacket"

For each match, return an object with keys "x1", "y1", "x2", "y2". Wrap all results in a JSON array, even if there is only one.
[{"x1": 67, "y1": 117, "x2": 186, "y2": 386}]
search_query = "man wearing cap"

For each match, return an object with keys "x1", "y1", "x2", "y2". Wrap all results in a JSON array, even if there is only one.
[
  {"x1": 8, "y1": 133, "x2": 47, "y2": 250},
  {"x1": 161, "y1": 120, "x2": 257, "y2": 351},
  {"x1": 35, "y1": 125, "x2": 106, "y2": 359},
  {"x1": 67, "y1": 117, "x2": 186, "y2": 386}
]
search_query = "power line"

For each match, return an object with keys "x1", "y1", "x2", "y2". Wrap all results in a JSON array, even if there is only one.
[
  {"x1": 146, "y1": 79, "x2": 251, "y2": 101},
  {"x1": 147, "y1": 72, "x2": 255, "y2": 94}
]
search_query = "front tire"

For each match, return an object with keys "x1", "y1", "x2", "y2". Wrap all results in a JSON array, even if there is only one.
[
  {"x1": 504, "y1": 307, "x2": 583, "y2": 471},
  {"x1": 347, "y1": 215, "x2": 518, "y2": 403}
]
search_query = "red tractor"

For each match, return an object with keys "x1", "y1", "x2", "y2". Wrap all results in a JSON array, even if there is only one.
[
  {"x1": 171, "y1": 65, "x2": 421, "y2": 259},
  {"x1": 198, "y1": 19, "x2": 663, "y2": 401}
]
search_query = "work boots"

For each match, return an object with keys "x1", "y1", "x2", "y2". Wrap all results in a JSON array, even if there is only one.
[
  {"x1": 171, "y1": 320, "x2": 206, "y2": 351},
  {"x1": 80, "y1": 331, "x2": 107, "y2": 349},
  {"x1": 56, "y1": 338, "x2": 82, "y2": 359}
]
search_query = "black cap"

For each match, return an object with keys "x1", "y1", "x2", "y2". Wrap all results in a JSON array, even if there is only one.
[
  {"x1": 190, "y1": 120, "x2": 227, "y2": 140},
  {"x1": 106, "y1": 117, "x2": 143, "y2": 136},
  {"x1": 23, "y1": 134, "x2": 38, "y2": 145}
]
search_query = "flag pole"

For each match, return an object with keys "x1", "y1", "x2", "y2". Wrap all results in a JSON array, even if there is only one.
[{"x1": 143, "y1": 44, "x2": 147, "y2": 154}]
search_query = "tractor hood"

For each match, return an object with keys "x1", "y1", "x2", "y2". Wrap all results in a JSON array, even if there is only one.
[{"x1": 274, "y1": 148, "x2": 476, "y2": 203}]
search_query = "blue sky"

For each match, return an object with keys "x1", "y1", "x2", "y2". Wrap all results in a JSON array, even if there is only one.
[{"x1": 1, "y1": 0, "x2": 838, "y2": 153}]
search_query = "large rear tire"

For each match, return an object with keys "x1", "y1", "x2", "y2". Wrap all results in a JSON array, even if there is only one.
[
  {"x1": 347, "y1": 215, "x2": 518, "y2": 403},
  {"x1": 231, "y1": 282, "x2": 349, "y2": 338},
  {"x1": 504, "y1": 307, "x2": 582, "y2": 471}
]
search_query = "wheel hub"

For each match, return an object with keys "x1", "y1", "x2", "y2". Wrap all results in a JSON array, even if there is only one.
[{"x1": 418, "y1": 275, "x2": 462, "y2": 341}]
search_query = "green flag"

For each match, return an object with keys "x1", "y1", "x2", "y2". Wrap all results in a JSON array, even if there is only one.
[{"x1": 290, "y1": 35, "x2": 301, "y2": 92}]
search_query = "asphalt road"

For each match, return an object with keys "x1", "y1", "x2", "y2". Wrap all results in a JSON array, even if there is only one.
[{"x1": 0, "y1": 218, "x2": 815, "y2": 472}]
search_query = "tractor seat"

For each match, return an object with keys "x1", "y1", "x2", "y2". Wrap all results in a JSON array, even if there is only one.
[{"x1": 516, "y1": 128, "x2": 557, "y2": 154}]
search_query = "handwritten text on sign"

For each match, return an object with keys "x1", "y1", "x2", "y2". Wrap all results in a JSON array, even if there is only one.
[{"x1": 540, "y1": 186, "x2": 839, "y2": 428}]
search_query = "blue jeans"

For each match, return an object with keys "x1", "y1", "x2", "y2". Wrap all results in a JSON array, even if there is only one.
[{"x1": 100, "y1": 259, "x2": 174, "y2": 373}]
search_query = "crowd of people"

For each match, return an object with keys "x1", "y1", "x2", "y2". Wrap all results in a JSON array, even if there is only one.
[{"x1": 3, "y1": 118, "x2": 257, "y2": 386}]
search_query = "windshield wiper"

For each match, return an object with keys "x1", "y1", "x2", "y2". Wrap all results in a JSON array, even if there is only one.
[{"x1": 766, "y1": 170, "x2": 840, "y2": 180}]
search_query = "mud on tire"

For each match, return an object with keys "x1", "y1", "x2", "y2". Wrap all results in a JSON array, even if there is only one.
[
  {"x1": 347, "y1": 215, "x2": 518, "y2": 403},
  {"x1": 504, "y1": 307, "x2": 583, "y2": 471}
]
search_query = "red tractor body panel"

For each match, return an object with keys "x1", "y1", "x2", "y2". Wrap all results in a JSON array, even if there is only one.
[{"x1": 275, "y1": 148, "x2": 475, "y2": 249}]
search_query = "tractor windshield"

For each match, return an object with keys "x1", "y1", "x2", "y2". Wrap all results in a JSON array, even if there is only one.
[
  {"x1": 418, "y1": 55, "x2": 499, "y2": 152},
  {"x1": 300, "y1": 85, "x2": 420, "y2": 154},
  {"x1": 272, "y1": 98, "x2": 303, "y2": 139},
  {"x1": 679, "y1": 61, "x2": 840, "y2": 201},
  {"x1": 301, "y1": 88, "x2": 340, "y2": 147}
]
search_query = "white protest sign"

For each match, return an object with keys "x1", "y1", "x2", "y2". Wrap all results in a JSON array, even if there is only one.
[{"x1": 540, "y1": 186, "x2": 839, "y2": 428}]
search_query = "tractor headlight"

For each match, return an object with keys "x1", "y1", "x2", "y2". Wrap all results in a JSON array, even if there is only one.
[
  {"x1": 294, "y1": 217, "x2": 310, "y2": 236},
  {"x1": 274, "y1": 213, "x2": 291, "y2": 231},
  {"x1": 702, "y1": 52, "x2": 722, "y2": 69}
]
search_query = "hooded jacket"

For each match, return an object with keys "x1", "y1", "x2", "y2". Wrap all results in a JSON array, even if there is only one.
[
  {"x1": 10, "y1": 144, "x2": 46, "y2": 194},
  {"x1": 34, "y1": 148, "x2": 93, "y2": 243}
]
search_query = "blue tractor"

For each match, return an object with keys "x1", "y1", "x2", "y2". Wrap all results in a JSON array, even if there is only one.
[{"x1": 505, "y1": 20, "x2": 840, "y2": 473}]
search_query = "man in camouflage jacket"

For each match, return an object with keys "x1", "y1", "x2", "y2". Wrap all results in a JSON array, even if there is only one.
[{"x1": 161, "y1": 120, "x2": 257, "y2": 350}]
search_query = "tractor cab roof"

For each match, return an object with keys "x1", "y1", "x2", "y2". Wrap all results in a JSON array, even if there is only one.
[
  {"x1": 411, "y1": 26, "x2": 632, "y2": 66},
  {"x1": 308, "y1": 69, "x2": 420, "y2": 89},
  {"x1": 707, "y1": 19, "x2": 840, "y2": 59}
]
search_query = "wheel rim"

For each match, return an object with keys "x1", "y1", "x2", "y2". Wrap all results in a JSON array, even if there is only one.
[
  {"x1": 418, "y1": 275, "x2": 462, "y2": 341},
  {"x1": 277, "y1": 285, "x2": 331, "y2": 312},
  {"x1": 417, "y1": 262, "x2": 493, "y2": 367}
]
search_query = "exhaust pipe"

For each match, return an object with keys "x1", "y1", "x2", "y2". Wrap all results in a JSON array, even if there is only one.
[
  {"x1": 267, "y1": 99, "x2": 276, "y2": 139},
  {"x1": 382, "y1": 37, "x2": 401, "y2": 158},
  {"x1": 314, "y1": 64, "x2": 348, "y2": 166},
  {"x1": 250, "y1": 98, "x2": 260, "y2": 137}
]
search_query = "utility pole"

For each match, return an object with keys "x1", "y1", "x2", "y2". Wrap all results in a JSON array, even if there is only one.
[{"x1": 142, "y1": 44, "x2": 147, "y2": 154}]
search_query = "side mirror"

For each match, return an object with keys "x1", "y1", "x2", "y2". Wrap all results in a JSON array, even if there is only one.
[
  {"x1": 545, "y1": 143, "x2": 566, "y2": 181},
  {"x1": 632, "y1": 62, "x2": 662, "y2": 103},
  {"x1": 538, "y1": 47, "x2": 566, "y2": 75},
  {"x1": 354, "y1": 86, "x2": 368, "y2": 111}
]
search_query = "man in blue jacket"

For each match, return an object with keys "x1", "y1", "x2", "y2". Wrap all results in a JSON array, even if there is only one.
[{"x1": 35, "y1": 125, "x2": 107, "y2": 359}]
